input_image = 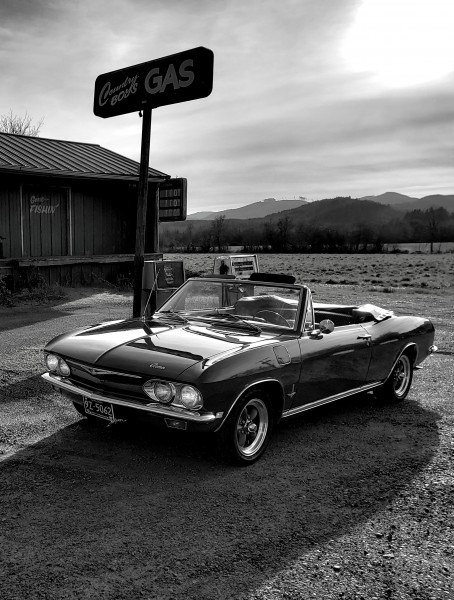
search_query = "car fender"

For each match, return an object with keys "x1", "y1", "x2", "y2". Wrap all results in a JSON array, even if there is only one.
[
  {"x1": 383, "y1": 342, "x2": 418, "y2": 384},
  {"x1": 212, "y1": 378, "x2": 286, "y2": 433}
]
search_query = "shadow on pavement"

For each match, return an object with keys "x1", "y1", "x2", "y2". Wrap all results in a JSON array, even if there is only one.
[
  {"x1": 0, "y1": 289, "x2": 131, "y2": 333},
  {"x1": 0, "y1": 392, "x2": 440, "y2": 600}
]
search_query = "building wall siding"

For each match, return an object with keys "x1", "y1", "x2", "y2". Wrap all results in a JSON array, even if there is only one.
[{"x1": 0, "y1": 175, "x2": 149, "y2": 259}]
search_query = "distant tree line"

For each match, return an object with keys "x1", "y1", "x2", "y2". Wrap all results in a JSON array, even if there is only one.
[{"x1": 160, "y1": 207, "x2": 454, "y2": 253}]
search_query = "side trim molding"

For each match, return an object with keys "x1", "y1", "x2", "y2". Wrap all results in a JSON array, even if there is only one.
[{"x1": 281, "y1": 382, "x2": 382, "y2": 419}]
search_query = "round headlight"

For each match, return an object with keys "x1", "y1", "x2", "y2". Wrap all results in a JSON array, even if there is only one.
[
  {"x1": 58, "y1": 359, "x2": 71, "y2": 377},
  {"x1": 180, "y1": 385, "x2": 203, "y2": 410},
  {"x1": 46, "y1": 354, "x2": 59, "y2": 372},
  {"x1": 154, "y1": 381, "x2": 175, "y2": 404}
]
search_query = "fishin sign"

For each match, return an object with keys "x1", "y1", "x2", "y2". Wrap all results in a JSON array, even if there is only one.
[{"x1": 94, "y1": 47, "x2": 214, "y2": 118}]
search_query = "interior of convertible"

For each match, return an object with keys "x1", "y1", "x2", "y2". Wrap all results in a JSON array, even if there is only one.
[
  {"x1": 313, "y1": 304, "x2": 376, "y2": 327},
  {"x1": 158, "y1": 277, "x2": 390, "y2": 331}
]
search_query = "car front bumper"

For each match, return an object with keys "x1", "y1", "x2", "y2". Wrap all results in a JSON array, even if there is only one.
[{"x1": 41, "y1": 373, "x2": 223, "y2": 432}]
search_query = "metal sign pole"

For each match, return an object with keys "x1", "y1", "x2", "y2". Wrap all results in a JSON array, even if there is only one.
[{"x1": 133, "y1": 107, "x2": 153, "y2": 318}]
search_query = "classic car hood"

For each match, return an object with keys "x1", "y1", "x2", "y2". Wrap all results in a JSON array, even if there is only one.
[{"x1": 45, "y1": 318, "x2": 271, "y2": 379}]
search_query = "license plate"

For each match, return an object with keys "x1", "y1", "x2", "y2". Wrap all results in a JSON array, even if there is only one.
[{"x1": 83, "y1": 397, "x2": 115, "y2": 422}]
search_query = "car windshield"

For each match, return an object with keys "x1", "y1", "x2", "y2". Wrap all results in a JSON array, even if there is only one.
[{"x1": 156, "y1": 279, "x2": 303, "y2": 330}]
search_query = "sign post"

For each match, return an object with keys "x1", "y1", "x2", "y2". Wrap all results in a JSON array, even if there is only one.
[
  {"x1": 94, "y1": 47, "x2": 213, "y2": 317},
  {"x1": 133, "y1": 106, "x2": 153, "y2": 319}
]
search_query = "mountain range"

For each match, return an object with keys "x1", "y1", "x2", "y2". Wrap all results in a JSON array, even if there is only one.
[
  {"x1": 187, "y1": 192, "x2": 454, "y2": 221},
  {"x1": 188, "y1": 197, "x2": 307, "y2": 220},
  {"x1": 360, "y1": 192, "x2": 454, "y2": 211}
]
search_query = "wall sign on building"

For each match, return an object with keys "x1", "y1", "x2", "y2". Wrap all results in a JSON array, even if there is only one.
[{"x1": 158, "y1": 178, "x2": 187, "y2": 222}]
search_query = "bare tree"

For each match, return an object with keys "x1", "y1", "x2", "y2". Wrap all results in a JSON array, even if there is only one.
[
  {"x1": 277, "y1": 216, "x2": 291, "y2": 250},
  {"x1": 0, "y1": 110, "x2": 44, "y2": 136},
  {"x1": 426, "y1": 207, "x2": 441, "y2": 254},
  {"x1": 211, "y1": 215, "x2": 226, "y2": 252}
]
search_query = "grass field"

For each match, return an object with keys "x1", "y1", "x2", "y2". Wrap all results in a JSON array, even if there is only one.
[
  {"x1": 165, "y1": 252, "x2": 453, "y2": 356},
  {"x1": 166, "y1": 252, "x2": 454, "y2": 292}
]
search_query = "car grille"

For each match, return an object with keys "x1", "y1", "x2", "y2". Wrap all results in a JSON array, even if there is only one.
[{"x1": 65, "y1": 360, "x2": 148, "y2": 403}]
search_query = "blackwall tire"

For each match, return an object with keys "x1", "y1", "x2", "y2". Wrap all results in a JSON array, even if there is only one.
[
  {"x1": 378, "y1": 353, "x2": 413, "y2": 403},
  {"x1": 218, "y1": 389, "x2": 273, "y2": 466}
]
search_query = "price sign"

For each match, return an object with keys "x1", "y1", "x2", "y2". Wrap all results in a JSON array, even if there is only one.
[{"x1": 158, "y1": 178, "x2": 187, "y2": 221}]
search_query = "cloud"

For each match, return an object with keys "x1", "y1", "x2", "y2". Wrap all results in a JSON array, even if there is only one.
[{"x1": 0, "y1": 0, "x2": 452, "y2": 211}]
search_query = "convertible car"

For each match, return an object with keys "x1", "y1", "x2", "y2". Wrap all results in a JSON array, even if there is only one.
[{"x1": 42, "y1": 273, "x2": 437, "y2": 465}]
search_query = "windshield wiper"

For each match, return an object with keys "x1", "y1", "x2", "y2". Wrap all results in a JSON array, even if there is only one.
[
  {"x1": 156, "y1": 310, "x2": 189, "y2": 324},
  {"x1": 201, "y1": 312, "x2": 262, "y2": 333}
]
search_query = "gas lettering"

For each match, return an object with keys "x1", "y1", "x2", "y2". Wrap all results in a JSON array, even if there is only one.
[{"x1": 144, "y1": 59, "x2": 195, "y2": 95}]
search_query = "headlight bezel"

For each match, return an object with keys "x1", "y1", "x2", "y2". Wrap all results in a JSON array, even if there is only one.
[
  {"x1": 179, "y1": 384, "x2": 203, "y2": 410},
  {"x1": 143, "y1": 379, "x2": 203, "y2": 411},
  {"x1": 44, "y1": 353, "x2": 71, "y2": 377},
  {"x1": 45, "y1": 353, "x2": 59, "y2": 372}
]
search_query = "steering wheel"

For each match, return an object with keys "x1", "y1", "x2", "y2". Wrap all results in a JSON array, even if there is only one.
[{"x1": 255, "y1": 310, "x2": 290, "y2": 327}]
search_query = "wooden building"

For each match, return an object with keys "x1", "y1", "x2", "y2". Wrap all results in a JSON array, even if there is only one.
[{"x1": 0, "y1": 132, "x2": 169, "y2": 287}]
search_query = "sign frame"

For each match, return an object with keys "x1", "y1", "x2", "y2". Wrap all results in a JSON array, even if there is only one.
[
  {"x1": 94, "y1": 47, "x2": 214, "y2": 118},
  {"x1": 158, "y1": 178, "x2": 187, "y2": 222}
]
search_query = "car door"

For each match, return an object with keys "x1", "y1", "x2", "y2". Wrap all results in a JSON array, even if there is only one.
[
  {"x1": 291, "y1": 294, "x2": 373, "y2": 407},
  {"x1": 293, "y1": 325, "x2": 373, "y2": 406}
]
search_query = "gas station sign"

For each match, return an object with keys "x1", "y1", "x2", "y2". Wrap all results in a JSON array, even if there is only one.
[
  {"x1": 158, "y1": 178, "x2": 187, "y2": 221},
  {"x1": 94, "y1": 47, "x2": 214, "y2": 118},
  {"x1": 94, "y1": 47, "x2": 213, "y2": 316}
]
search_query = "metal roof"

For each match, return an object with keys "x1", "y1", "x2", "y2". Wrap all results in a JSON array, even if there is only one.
[{"x1": 0, "y1": 132, "x2": 169, "y2": 181}]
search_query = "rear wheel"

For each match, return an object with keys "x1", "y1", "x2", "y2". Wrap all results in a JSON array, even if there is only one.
[
  {"x1": 378, "y1": 353, "x2": 413, "y2": 402},
  {"x1": 218, "y1": 390, "x2": 273, "y2": 465}
]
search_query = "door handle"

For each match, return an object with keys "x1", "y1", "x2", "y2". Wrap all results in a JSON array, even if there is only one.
[{"x1": 357, "y1": 334, "x2": 372, "y2": 340}]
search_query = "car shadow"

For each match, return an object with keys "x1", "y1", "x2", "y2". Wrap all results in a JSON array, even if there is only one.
[{"x1": 0, "y1": 391, "x2": 440, "y2": 600}]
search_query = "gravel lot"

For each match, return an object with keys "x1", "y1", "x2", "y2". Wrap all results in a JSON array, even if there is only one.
[{"x1": 0, "y1": 283, "x2": 453, "y2": 600}]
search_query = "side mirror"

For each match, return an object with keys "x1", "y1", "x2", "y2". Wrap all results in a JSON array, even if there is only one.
[{"x1": 319, "y1": 319, "x2": 335, "y2": 334}]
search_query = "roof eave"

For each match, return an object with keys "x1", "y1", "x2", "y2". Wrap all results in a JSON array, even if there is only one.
[{"x1": 0, "y1": 165, "x2": 170, "y2": 182}]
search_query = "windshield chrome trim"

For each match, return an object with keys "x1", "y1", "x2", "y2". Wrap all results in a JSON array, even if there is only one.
[{"x1": 157, "y1": 277, "x2": 307, "y2": 335}]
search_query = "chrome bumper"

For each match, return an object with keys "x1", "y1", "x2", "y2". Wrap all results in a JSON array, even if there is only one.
[{"x1": 41, "y1": 373, "x2": 220, "y2": 424}]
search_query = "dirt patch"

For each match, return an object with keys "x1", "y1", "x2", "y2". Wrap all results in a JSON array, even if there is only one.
[{"x1": 0, "y1": 279, "x2": 452, "y2": 599}]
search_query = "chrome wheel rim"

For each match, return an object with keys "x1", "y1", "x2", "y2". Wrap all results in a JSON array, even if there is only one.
[
  {"x1": 392, "y1": 355, "x2": 411, "y2": 397},
  {"x1": 235, "y1": 398, "x2": 268, "y2": 457}
]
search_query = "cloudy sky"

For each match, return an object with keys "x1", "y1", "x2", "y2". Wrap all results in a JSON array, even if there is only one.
[{"x1": 1, "y1": 0, "x2": 454, "y2": 213}]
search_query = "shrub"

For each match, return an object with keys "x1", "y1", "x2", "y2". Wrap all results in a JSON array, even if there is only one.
[{"x1": 0, "y1": 275, "x2": 13, "y2": 306}]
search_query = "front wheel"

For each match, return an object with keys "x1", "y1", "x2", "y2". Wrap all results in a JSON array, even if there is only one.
[
  {"x1": 377, "y1": 353, "x2": 413, "y2": 402},
  {"x1": 217, "y1": 390, "x2": 273, "y2": 466}
]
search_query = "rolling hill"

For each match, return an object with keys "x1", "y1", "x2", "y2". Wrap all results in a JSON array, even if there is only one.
[
  {"x1": 259, "y1": 197, "x2": 400, "y2": 229},
  {"x1": 188, "y1": 197, "x2": 307, "y2": 220},
  {"x1": 361, "y1": 192, "x2": 454, "y2": 212},
  {"x1": 360, "y1": 192, "x2": 419, "y2": 206},
  {"x1": 395, "y1": 195, "x2": 454, "y2": 212}
]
